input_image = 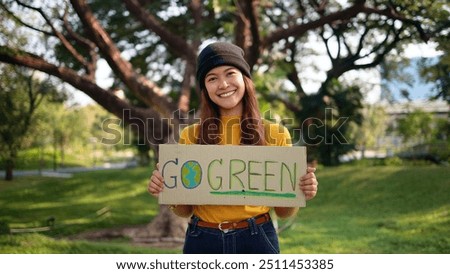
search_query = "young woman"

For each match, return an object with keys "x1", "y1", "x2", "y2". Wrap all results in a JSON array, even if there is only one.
[{"x1": 148, "y1": 41, "x2": 318, "y2": 254}]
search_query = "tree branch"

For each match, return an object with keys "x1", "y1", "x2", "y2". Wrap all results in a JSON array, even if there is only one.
[
  {"x1": 263, "y1": 1, "x2": 366, "y2": 47},
  {"x1": 285, "y1": 39, "x2": 306, "y2": 99},
  {"x1": 178, "y1": 62, "x2": 195, "y2": 113},
  {"x1": 70, "y1": 0, "x2": 178, "y2": 119},
  {"x1": 262, "y1": 92, "x2": 301, "y2": 113},
  {"x1": 353, "y1": 28, "x2": 404, "y2": 70},
  {"x1": 121, "y1": 0, "x2": 197, "y2": 64},
  {"x1": 62, "y1": 8, "x2": 98, "y2": 80},
  {"x1": 320, "y1": 28, "x2": 335, "y2": 61},
  {"x1": 0, "y1": 2, "x2": 54, "y2": 36},
  {"x1": 238, "y1": 0, "x2": 261, "y2": 68},
  {"x1": 362, "y1": 5, "x2": 430, "y2": 42},
  {"x1": 14, "y1": 0, "x2": 93, "y2": 77},
  {"x1": 319, "y1": 24, "x2": 404, "y2": 92},
  {"x1": 188, "y1": 0, "x2": 203, "y2": 26},
  {"x1": 0, "y1": 46, "x2": 170, "y2": 146},
  {"x1": 234, "y1": 0, "x2": 250, "y2": 49}
]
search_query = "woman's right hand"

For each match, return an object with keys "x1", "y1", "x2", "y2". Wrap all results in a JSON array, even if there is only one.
[
  {"x1": 147, "y1": 163, "x2": 193, "y2": 218},
  {"x1": 148, "y1": 163, "x2": 164, "y2": 197}
]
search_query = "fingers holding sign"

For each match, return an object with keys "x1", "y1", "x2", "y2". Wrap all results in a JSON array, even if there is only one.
[
  {"x1": 148, "y1": 163, "x2": 164, "y2": 197},
  {"x1": 300, "y1": 167, "x2": 318, "y2": 201}
]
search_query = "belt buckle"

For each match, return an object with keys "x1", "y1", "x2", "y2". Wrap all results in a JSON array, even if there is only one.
[{"x1": 218, "y1": 221, "x2": 231, "y2": 233}]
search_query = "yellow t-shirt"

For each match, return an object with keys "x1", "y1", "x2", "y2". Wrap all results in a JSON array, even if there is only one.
[{"x1": 179, "y1": 115, "x2": 292, "y2": 223}]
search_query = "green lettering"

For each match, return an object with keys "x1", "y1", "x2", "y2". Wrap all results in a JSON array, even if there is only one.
[
  {"x1": 248, "y1": 161, "x2": 261, "y2": 191},
  {"x1": 208, "y1": 159, "x2": 223, "y2": 190},
  {"x1": 264, "y1": 161, "x2": 277, "y2": 192},
  {"x1": 229, "y1": 159, "x2": 246, "y2": 189},
  {"x1": 281, "y1": 162, "x2": 297, "y2": 191}
]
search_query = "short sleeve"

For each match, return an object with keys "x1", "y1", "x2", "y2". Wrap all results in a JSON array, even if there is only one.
[
  {"x1": 264, "y1": 121, "x2": 292, "y2": 147},
  {"x1": 178, "y1": 124, "x2": 200, "y2": 145}
]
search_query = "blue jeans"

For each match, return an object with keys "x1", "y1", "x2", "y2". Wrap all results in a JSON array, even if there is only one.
[{"x1": 183, "y1": 215, "x2": 280, "y2": 254}]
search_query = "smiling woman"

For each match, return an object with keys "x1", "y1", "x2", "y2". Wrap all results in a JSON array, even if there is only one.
[
  {"x1": 148, "y1": 41, "x2": 319, "y2": 254},
  {"x1": 204, "y1": 66, "x2": 246, "y2": 116}
]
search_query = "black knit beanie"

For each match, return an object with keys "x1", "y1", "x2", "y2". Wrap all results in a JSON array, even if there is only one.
[{"x1": 196, "y1": 42, "x2": 251, "y2": 90}]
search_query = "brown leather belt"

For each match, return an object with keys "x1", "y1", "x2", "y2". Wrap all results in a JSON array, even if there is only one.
[{"x1": 192, "y1": 213, "x2": 271, "y2": 232}]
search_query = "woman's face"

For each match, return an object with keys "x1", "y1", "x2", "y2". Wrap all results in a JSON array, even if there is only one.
[{"x1": 204, "y1": 65, "x2": 245, "y2": 116}]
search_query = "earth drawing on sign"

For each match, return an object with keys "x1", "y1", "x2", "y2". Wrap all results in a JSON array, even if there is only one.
[{"x1": 181, "y1": 160, "x2": 202, "y2": 189}]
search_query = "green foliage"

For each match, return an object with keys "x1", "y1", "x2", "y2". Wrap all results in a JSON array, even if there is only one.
[
  {"x1": 0, "y1": 220, "x2": 9, "y2": 235},
  {"x1": 254, "y1": 62, "x2": 365, "y2": 165},
  {"x1": 342, "y1": 156, "x2": 416, "y2": 167},
  {"x1": 252, "y1": 70, "x2": 298, "y2": 127},
  {"x1": 301, "y1": 80, "x2": 364, "y2": 165},
  {"x1": 428, "y1": 140, "x2": 450, "y2": 162},
  {"x1": 418, "y1": 37, "x2": 449, "y2": 103},
  {"x1": 0, "y1": 67, "x2": 35, "y2": 141},
  {"x1": 382, "y1": 0, "x2": 449, "y2": 102},
  {"x1": 396, "y1": 109, "x2": 435, "y2": 143},
  {"x1": 383, "y1": 156, "x2": 404, "y2": 166},
  {"x1": 0, "y1": 102, "x2": 132, "y2": 170},
  {"x1": 347, "y1": 104, "x2": 387, "y2": 154},
  {"x1": 1, "y1": 0, "x2": 448, "y2": 168},
  {"x1": 0, "y1": 65, "x2": 66, "y2": 179}
]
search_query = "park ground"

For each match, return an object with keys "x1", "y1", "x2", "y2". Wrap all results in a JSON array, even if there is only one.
[{"x1": 0, "y1": 163, "x2": 449, "y2": 254}]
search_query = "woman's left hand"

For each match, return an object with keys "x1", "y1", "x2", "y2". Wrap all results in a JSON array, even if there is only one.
[{"x1": 300, "y1": 167, "x2": 318, "y2": 201}]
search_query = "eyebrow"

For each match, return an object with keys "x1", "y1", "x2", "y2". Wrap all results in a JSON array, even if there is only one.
[{"x1": 205, "y1": 66, "x2": 237, "y2": 78}]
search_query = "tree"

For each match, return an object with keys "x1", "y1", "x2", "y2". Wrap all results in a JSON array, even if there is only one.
[
  {"x1": 39, "y1": 102, "x2": 91, "y2": 170},
  {"x1": 397, "y1": 109, "x2": 435, "y2": 144},
  {"x1": 0, "y1": 0, "x2": 447, "y2": 239},
  {"x1": 25, "y1": 102, "x2": 129, "y2": 171},
  {"x1": 348, "y1": 104, "x2": 387, "y2": 159},
  {"x1": 396, "y1": 108, "x2": 448, "y2": 162},
  {"x1": 418, "y1": 36, "x2": 449, "y2": 103},
  {"x1": 0, "y1": 65, "x2": 62, "y2": 180}
]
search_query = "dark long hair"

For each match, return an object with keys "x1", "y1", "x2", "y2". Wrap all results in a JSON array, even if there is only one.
[{"x1": 198, "y1": 76, "x2": 265, "y2": 145}]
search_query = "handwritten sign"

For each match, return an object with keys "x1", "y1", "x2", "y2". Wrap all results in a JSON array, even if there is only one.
[{"x1": 158, "y1": 144, "x2": 307, "y2": 207}]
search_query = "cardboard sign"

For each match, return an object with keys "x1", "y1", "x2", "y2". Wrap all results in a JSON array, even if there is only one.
[{"x1": 158, "y1": 144, "x2": 307, "y2": 207}]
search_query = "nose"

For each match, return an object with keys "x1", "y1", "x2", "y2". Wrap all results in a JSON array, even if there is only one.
[{"x1": 218, "y1": 79, "x2": 229, "y2": 89}]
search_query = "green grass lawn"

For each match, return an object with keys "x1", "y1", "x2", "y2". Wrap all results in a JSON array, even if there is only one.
[
  {"x1": 279, "y1": 165, "x2": 450, "y2": 253},
  {"x1": 0, "y1": 165, "x2": 449, "y2": 253}
]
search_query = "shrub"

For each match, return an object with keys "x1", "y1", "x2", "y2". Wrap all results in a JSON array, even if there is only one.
[
  {"x1": 383, "y1": 156, "x2": 403, "y2": 166},
  {"x1": 0, "y1": 221, "x2": 10, "y2": 235}
]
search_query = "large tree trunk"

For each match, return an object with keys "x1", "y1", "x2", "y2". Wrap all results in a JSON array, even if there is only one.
[{"x1": 128, "y1": 206, "x2": 187, "y2": 241}]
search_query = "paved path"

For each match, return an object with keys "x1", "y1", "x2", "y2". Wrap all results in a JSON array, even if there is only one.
[{"x1": 1, "y1": 161, "x2": 138, "y2": 178}]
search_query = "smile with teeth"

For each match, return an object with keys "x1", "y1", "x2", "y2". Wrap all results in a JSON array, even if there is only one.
[{"x1": 219, "y1": 90, "x2": 236, "y2": 98}]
